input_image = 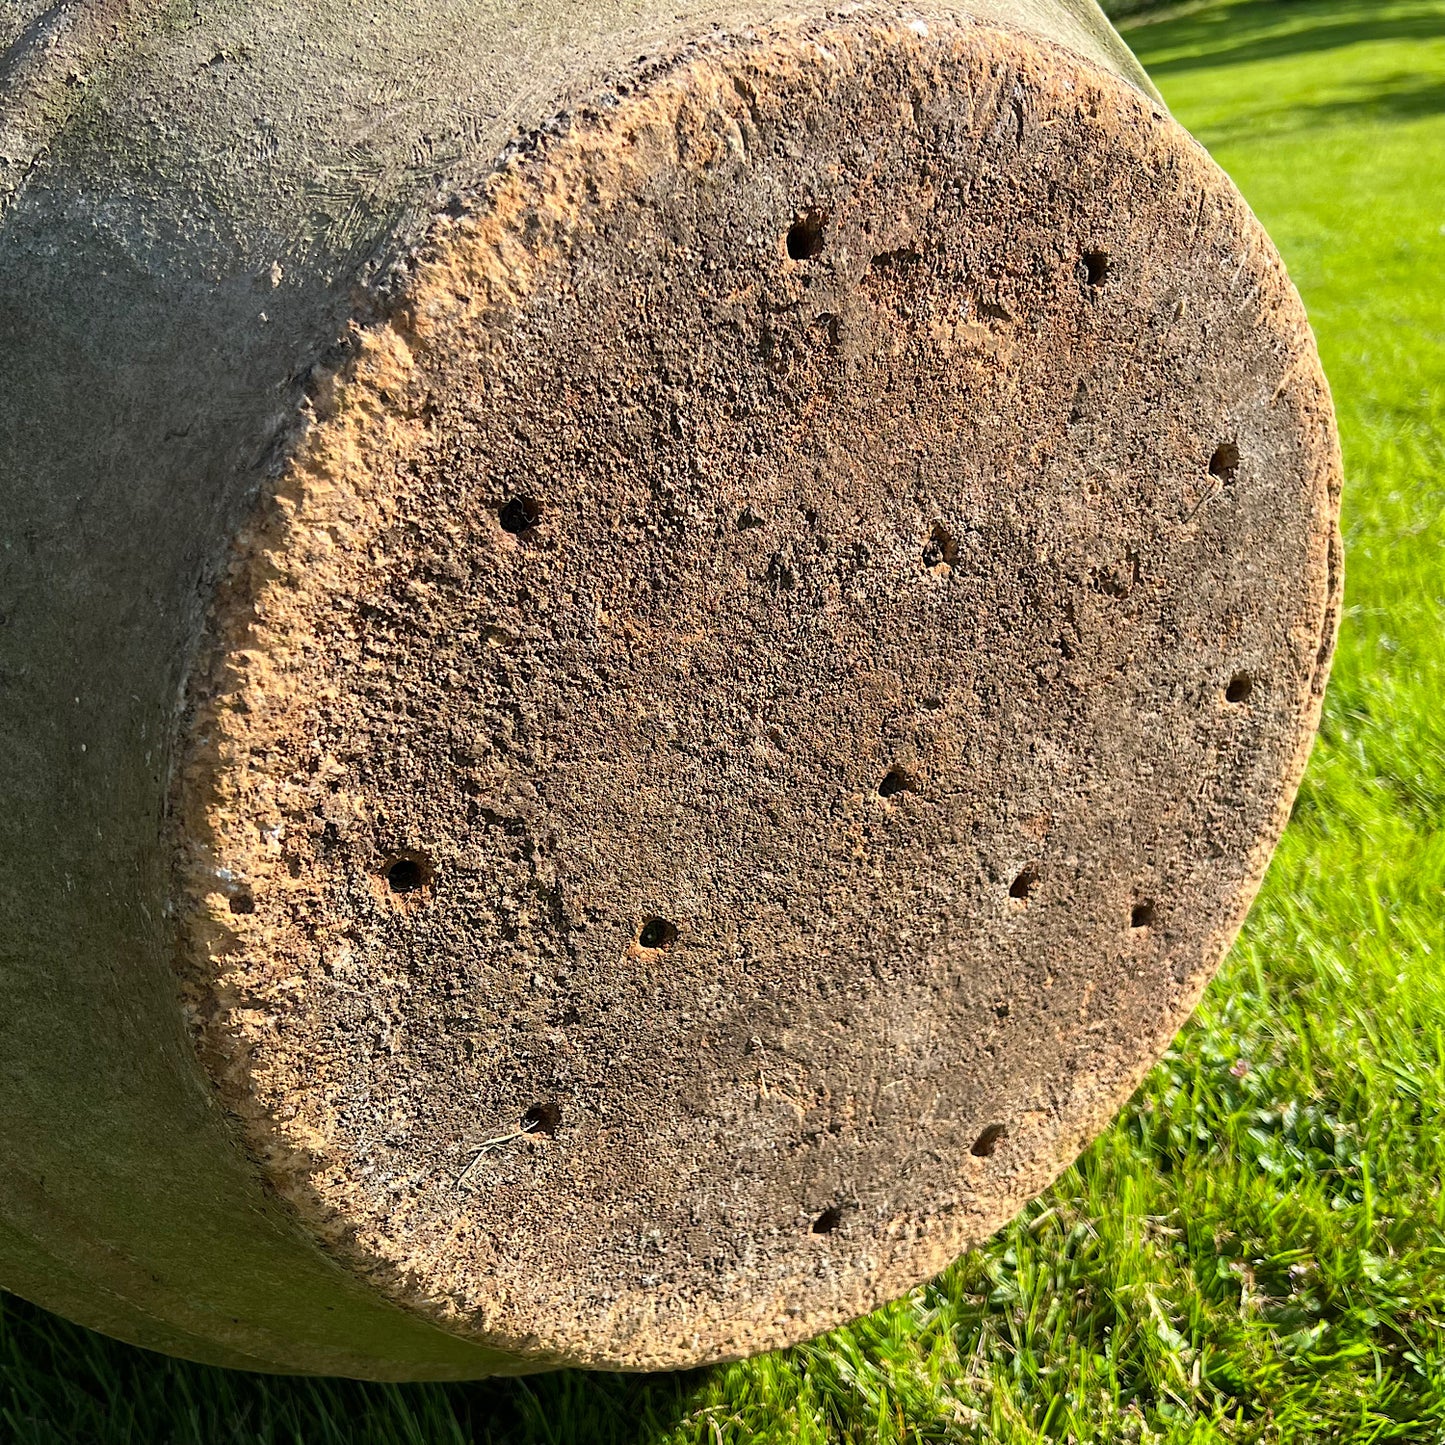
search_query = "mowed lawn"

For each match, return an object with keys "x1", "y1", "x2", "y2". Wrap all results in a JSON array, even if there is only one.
[{"x1": 3, "y1": 1, "x2": 1444, "y2": 1440}]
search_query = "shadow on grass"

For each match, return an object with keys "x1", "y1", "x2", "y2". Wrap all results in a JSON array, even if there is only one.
[
  {"x1": 0, "y1": 1292, "x2": 713, "y2": 1445},
  {"x1": 1195, "y1": 71, "x2": 1445, "y2": 146},
  {"x1": 1138, "y1": 0, "x2": 1445, "y2": 73}
]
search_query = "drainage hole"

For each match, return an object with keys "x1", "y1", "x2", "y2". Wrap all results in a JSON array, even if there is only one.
[
  {"x1": 638, "y1": 917, "x2": 678, "y2": 950},
  {"x1": 498, "y1": 495, "x2": 542, "y2": 535},
  {"x1": 229, "y1": 893, "x2": 255, "y2": 915},
  {"x1": 878, "y1": 767, "x2": 920, "y2": 800},
  {"x1": 811, "y1": 1205, "x2": 844, "y2": 1234},
  {"x1": 1008, "y1": 868, "x2": 1037, "y2": 902},
  {"x1": 385, "y1": 856, "x2": 428, "y2": 894},
  {"x1": 922, "y1": 524, "x2": 958, "y2": 571},
  {"x1": 1209, "y1": 442, "x2": 1241, "y2": 485},
  {"x1": 786, "y1": 210, "x2": 826, "y2": 261},
  {"x1": 1225, "y1": 673, "x2": 1254, "y2": 705},
  {"x1": 1083, "y1": 250, "x2": 1110, "y2": 287},
  {"x1": 522, "y1": 1101, "x2": 563, "y2": 1136},
  {"x1": 1131, "y1": 900, "x2": 1157, "y2": 930},
  {"x1": 971, "y1": 1123, "x2": 1008, "y2": 1158}
]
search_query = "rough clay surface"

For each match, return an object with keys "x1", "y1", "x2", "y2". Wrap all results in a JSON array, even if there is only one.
[{"x1": 173, "y1": 14, "x2": 1341, "y2": 1370}]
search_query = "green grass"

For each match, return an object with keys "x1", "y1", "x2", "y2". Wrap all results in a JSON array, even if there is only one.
[{"x1": 5, "y1": 1, "x2": 1445, "y2": 1439}]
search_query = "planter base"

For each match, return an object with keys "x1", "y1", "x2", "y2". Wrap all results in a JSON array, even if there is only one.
[{"x1": 171, "y1": 14, "x2": 1340, "y2": 1371}]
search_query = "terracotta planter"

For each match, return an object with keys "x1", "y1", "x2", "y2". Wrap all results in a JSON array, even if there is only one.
[{"x1": 0, "y1": 0, "x2": 1339, "y2": 1377}]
